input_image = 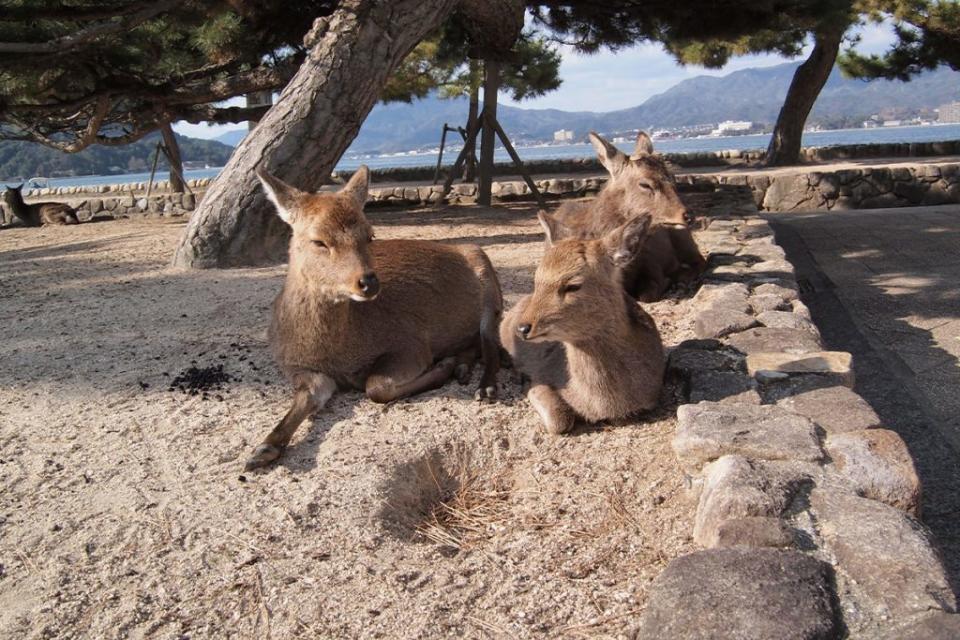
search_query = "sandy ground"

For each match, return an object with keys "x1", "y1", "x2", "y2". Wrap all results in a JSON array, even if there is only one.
[{"x1": 0, "y1": 203, "x2": 705, "y2": 639}]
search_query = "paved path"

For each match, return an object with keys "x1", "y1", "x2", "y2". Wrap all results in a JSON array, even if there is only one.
[{"x1": 768, "y1": 204, "x2": 960, "y2": 584}]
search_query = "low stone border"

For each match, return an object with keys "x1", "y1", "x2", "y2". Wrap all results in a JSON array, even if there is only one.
[
  {"x1": 689, "y1": 160, "x2": 960, "y2": 212},
  {"x1": 5, "y1": 156, "x2": 958, "y2": 225},
  {"x1": 637, "y1": 215, "x2": 959, "y2": 637}
]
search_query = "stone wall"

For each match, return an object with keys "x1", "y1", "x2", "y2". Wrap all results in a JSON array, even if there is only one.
[
  {"x1": 687, "y1": 161, "x2": 960, "y2": 212},
  {"x1": 638, "y1": 216, "x2": 958, "y2": 638}
]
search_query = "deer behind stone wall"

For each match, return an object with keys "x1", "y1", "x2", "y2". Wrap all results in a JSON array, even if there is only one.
[{"x1": 545, "y1": 131, "x2": 705, "y2": 301}]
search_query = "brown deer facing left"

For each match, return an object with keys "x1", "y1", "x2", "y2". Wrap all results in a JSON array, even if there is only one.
[
  {"x1": 245, "y1": 166, "x2": 503, "y2": 470},
  {"x1": 500, "y1": 212, "x2": 665, "y2": 434},
  {"x1": 3, "y1": 185, "x2": 79, "y2": 226}
]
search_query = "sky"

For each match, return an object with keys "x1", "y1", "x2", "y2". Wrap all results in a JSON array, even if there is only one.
[{"x1": 174, "y1": 21, "x2": 896, "y2": 141}]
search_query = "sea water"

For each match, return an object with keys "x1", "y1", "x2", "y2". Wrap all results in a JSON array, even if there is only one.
[{"x1": 13, "y1": 123, "x2": 960, "y2": 190}]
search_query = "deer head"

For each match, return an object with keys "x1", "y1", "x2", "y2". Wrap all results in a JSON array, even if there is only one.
[
  {"x1": 258, "y1": 166, "x2": 379, "y2": 303},
  {"x1": 589, "y1": 131, "x2": 690, "y2": 228},
  {"x1": 516, "y1": 212, "x2": 652, "y2": 342}
]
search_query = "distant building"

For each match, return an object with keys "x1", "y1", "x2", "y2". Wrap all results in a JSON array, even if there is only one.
[
  {"x1": 938, "y1": 102, "x2": 960, "y2": 123},
  {"x1": 710, "y1": 120, "x2": 753, "y2": 136},
  {"x1": 553, "y1": 129, "x2": 574, "y2": 143},
  {"x1": 883, "y1": 120, "x2": 902, "y2": 127},
  {"x1": 717, "y1": 120, "x2": 753, "y2": 133}
]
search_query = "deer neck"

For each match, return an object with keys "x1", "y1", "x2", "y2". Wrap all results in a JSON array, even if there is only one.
[
  {"x1": 7, "y1": 192, "x2": 28, "y2": 217},
  {"x1": 563, "y1": 298, "x2": 633, "y2": 368},
  {"x1": 279, "y1": 266, "x2": 352, "y2": 337}
]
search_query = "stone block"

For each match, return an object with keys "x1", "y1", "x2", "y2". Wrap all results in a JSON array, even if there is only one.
[
  {"x1": 752, "y1": 282, "x2": 798, "y2": 302},
  {"x1": 689, "y1": 371, "x2": 760, "y2": 405},
  {"x1": 812, "y1": 490, "x2": 955, "y2": 617},
  {"x1": 695, "y1": 308, "x2": 758, "y2": 339},
  {"x1": 746, "y1": 352, "x2": 853, "y2": 385},
  {"x1": 763, "y1": 175, "x2": 815, "y2": 211},
  {"x1": 638, "y1": 549, "x2": 840, "y2": 640},
  {"x1": 764, "y1": 376, "x2": 879, "y2": 433},
  {"x1": 894, "y1": 180, "x2": 927, "y2": 203},
  {"x1": 714, "y1": 516, "x2": 794, "y2": 549},
  {"x1": 674, "y1": 402, "x2": 823, "y2": 470},
  {"x1": 750, "y1": 293, "x2": 791, "y2": 313},
  {"x1": 861, "y1": 192, "x2": 903, "y2": 209},
  {"x1": 694, "y1": 455, "x2": 806, "y2": 547},
  {"x1": 667, "y1": 344, "x2": 744, "y2": 379},
  {"x1": 756, "y1": 310, "x2": 819, "y2": 336},
  {"x1": 692, "y1": 282, "x2": 751, "y2": 313},
  {"x1": 877, "y1": 612, "x2": 960, "y2": 640},
  {"x1": 826, "y1": 429, "x2": 921, "y2": 515},
  {"x1": 726, "y1": 327, "x2": 822, "y2": 355}
]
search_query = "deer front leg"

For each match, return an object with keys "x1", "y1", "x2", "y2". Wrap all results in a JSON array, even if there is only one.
[
  {"x1": 245, "y1": 372, "x2": 336, "y2": 470},
  {"x1": 365, "y1": 352, "x2": 457, "y2": 404},
  {"x1": 528, "y1": 384, "x2": 576, "y2": 435}
]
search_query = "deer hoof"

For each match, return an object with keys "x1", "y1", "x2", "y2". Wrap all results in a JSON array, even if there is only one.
[
  {"x1": 474, "y1": 385, "x2": 497, "y2": 403},
  {"x1": 244, "y1": 444, "x2": 283, "y2": 470}
]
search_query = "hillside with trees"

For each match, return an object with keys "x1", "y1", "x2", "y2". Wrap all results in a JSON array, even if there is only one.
[{"x1": 0, "y1": 133, "x2": 234, "y2": 181}]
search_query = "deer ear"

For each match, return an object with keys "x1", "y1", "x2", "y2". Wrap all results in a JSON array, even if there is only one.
[
  {"x1": 634, "y1": 131, "x2": 654, "y2": 157},
  {"x1": 537, "y1": 210, "x2": 564, "y2": 247},
  {"x1": 589, "y1": 132, "x2": 627, "y2": 175},
  {"x1": 604, "y1": 214, "x2": 651, "y2": 266},
  {"x1": 256, "y1": 167, "x2": 301, "y2": 224},
  {"x1": 341, "y1": 165, "x2": 369, "y2": 208}
]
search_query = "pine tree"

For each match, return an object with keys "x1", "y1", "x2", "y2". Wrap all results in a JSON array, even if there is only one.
[
  {"x1": 839, "y1": 1, "x2": 960, "y2": 80},
  {"x1": 0, "y1": 1, "x2": 331, "y2": 186}
]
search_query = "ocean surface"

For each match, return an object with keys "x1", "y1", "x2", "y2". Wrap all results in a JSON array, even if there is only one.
[{"x1": 14, "y1": 123, "x2": 960, "y2": 190}]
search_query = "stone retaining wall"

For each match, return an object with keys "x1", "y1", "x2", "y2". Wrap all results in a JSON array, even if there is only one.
[
  {"x1": 5, "y1": 156, "x2": 959, "y2": 226},
  {"x1": 639, "y1": 215, "x2": 958, "y2": 637},
  {"x1": 687, "y1": 161, "x2": 960, "y2": 212}
]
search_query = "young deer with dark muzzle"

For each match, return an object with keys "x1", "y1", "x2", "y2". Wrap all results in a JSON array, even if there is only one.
[
  {"x1": 245, "y1": 166, "x2": 503, "y2": 470},
  {"x1": 500, "y1": 212, "x2": 665, "y2": 434},
  {"x1": 546, "y1": 131, "x2": 705, "y2": 302}
]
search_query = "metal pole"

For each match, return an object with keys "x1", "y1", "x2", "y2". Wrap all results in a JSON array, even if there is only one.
[{"x1": 433, "y1": 124, "x2": 452, "y2": 184}]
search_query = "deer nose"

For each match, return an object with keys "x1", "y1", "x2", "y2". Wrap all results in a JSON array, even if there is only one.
[
  {"x1": 358, "y1": 272, "x2": 380, "y2": 297},
  {"x1": 517, "y1": 323, "x2": 532, "y2": 339}
]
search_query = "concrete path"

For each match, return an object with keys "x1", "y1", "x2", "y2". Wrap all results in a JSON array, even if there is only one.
[{"x1": 768, "y1": 204, "x2": 960, "y2": 584}]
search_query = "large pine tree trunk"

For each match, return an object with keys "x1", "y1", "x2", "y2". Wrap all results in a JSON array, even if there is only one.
[
  {"x1": 765, "y1": 23, "x2": 847, "y2": 167},
  {"x1": 173, "y1": 0, "x2": 459, "y2": 268},
  {"x1": 159, "y1": 123, "x2": 186, "y2": 193}
]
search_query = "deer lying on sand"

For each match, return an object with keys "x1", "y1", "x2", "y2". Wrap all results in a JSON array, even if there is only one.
[
  {"x1": 500, "y1": 212, "x2": 665, "y2": 434},
  {"x1": 245, "y1": 166, "x2": 503, "y2": 470},
  {"x1": 546, "y1": 131, "x2": 705, "y2": 302},
  {"x1": 3, "y1": 185, "x2": 79, "y2": 226}
]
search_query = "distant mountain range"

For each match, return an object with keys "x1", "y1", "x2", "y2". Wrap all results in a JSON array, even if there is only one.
[{"x1": 216, "y1": 61, "x2": 960, "y2": 154}]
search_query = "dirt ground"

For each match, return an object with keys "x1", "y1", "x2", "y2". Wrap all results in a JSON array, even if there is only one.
[{"x1": 0, "y1": 203, "x2": 705, "y2": 639}]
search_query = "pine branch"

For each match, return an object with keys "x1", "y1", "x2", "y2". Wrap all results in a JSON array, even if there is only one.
[{"x1": 0, "y1": 0, "x2": 184, "y2": 54}]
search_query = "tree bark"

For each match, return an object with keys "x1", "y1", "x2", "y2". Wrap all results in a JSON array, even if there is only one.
[
  {"x1": 159, "y1": 123, "x2": 186, "y2": 193},
  {"x1": 477, "y1": 60, "x2": 500, "y2": 206},
  {"x1": 765, "y1": 23, "x2": 847, "y2": 167},
  {"x1": 172, "y1": 0, "x2": 459, "y2": 268},
  {"x1": 462, "y1": 63, "x2": 480, "y2": 182}
]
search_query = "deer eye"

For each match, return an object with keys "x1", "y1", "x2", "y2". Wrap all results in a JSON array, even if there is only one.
[
  {"x1": 312, "y1": 240, "x2": 327, "y2": 249},
  {"x1": 638, "y1": 182, "x2": 654, "y2": 192},
  {"x1": 560, "y1": 282, "x2": 582, "y2": 296}
]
